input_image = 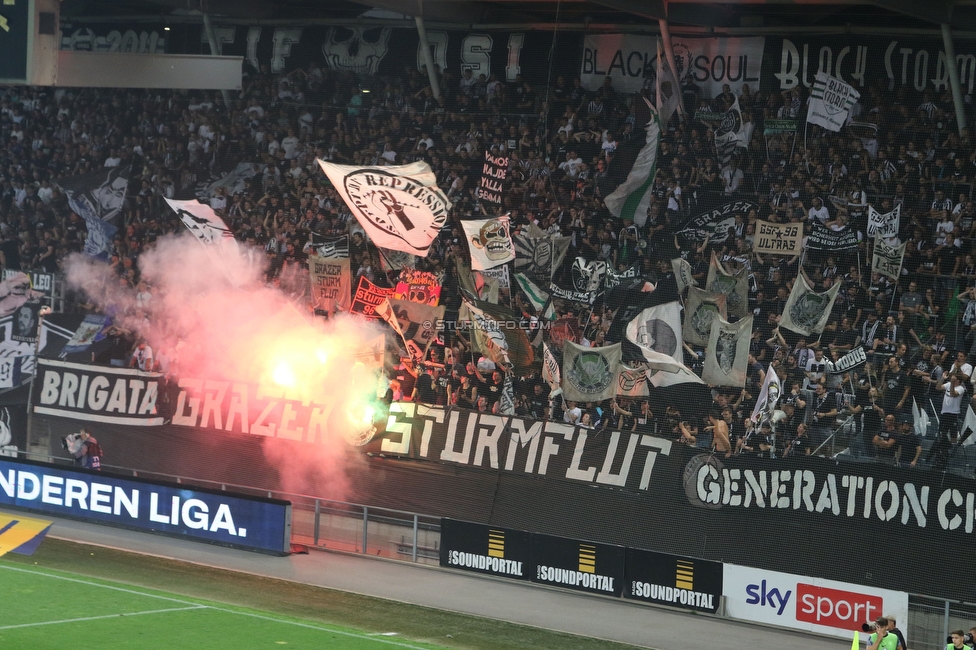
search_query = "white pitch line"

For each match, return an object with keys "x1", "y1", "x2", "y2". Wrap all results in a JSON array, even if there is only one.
[
  {"x1": 203, "y1": 607, "x2": 432, "y2": 650},
  {"x1": 0, "y1": 563, "x2": 434, "y2": 649},
  {"x1": 0, "y1": 606, "x2": 207, "y2": 631},
  {"x1": 0, "y1": 564, "x2": 198, "y2": 606}
]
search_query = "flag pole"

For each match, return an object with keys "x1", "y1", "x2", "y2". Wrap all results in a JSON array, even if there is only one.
[{"x1": 657, "y1": 18, "x2": 685, "y2": 120}]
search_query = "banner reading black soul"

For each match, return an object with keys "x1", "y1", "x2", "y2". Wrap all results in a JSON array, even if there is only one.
[
  {"x1": 623, "y1": 548, "x2": 722, "y2": 613},
  {"x1": 440, "y1": 519, "x2": 531, "y2": 580},
  {"x1": 530, "y1": 532, "x2": 624, "y2": 597}
]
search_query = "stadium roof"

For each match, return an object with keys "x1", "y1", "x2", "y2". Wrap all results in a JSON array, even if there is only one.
[{"x1": 60, "y1": 0, "x2": 976, "y2": 31}]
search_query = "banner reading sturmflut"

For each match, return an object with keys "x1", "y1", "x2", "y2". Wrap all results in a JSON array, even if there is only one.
[
  {"x1": 317, "y1": 159, "x2": 451, "y2": 256},
  {"x1": 753, "y1": 221, "x2": 802, "y2": 256}
]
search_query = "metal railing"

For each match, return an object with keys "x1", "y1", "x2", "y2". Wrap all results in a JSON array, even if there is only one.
[
  {"x1": 908, "y1": 595, "x2": 976, "y2": 650},
  {"x1": 15, "y1": 450, "x2": 442, "y2": 565}
]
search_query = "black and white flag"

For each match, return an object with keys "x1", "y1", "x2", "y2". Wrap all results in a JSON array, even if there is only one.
[
  {"x1": 872, "y1": 239, "x2": 906, "y2": 281},
  {"x1": 625, "y1": 301, "x2": 685, "y2": 372},
  {"x1": 779, "y1": 274, "x2": 840, "y2": 336},
  {"x1": 867, "y1": 204, "x2": 901, "y2": 240},
  {"x1": 807, "y1": 223, "x2": 859, "y2": 251},
  {"x1": 751, "y1": 365, "x2": 781, "y2": 423},
  {"x1": 462, "y1": 215, "x2": 515, "y2": 270},
  {"x1": 714, "y1": 97, "x2": 748, "y2": 165},
  {"x1": 702, "y1": 315, "x2": 752, "y2": 387},
  {"x1": 826, "y1": 347, "x2": 867, "y2": 374},
  {"x1": 807, "y1": 72, "x2": 860, "y2": 132},
  {"x1": 707, "y1": 253, "x2": 750, "y2": 319},
  {"x1": 514, "y1": 233, "x2": 571, "y2": 284},
  {"x1": 59, "y1": 167, "x2": 128, "y2": 257},
  {"x1": 683, "y1": 287, "x2": 728, "y2": 347},
  {"x1": 561, "y1": 341, "x2": 622, "y2": 403},
  {"x1": 317, "y1": 159, "x2": 451, "y2": 257}
]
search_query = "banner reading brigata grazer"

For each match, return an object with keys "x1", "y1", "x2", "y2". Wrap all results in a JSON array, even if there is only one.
[
  {"x1": 0, "y1": 456, "x2": 290, "y2": 554},
  {"x1": 440, "y1": 519, "x2": 531, "y2": 580},
  {"x1": 624, "y1": 548, "x2": 723, "y2": 613}
]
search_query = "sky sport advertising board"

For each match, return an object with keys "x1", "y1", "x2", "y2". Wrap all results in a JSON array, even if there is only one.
[
  {"x1": 0, "y1": 457, "x2": 290, "y2": 554},
  {"x1": 623, "y1": 548, "x2": 723, "y2": 614},
  {"x1": 722, "y1": 564, "x2": 908, "y2": 639},
  {"x1": 439, "y1": 519, "x2": 531, "y2": 580}
]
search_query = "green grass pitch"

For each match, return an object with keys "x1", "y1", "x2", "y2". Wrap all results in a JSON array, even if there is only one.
[
  {"x1": 0, "y1": 538, "x2": 640, "y2": 649},
  {"x1": 0, "y1": 562, "x2": 444, "y2": 649}
]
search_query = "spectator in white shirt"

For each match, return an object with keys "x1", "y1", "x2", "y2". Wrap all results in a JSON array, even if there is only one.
[
  {"x1": 808, "y1": 197, "x2": 830, "y2": 223},
  {"x1": 559, "y1": 150, "x2": 584, "y2": 179}
]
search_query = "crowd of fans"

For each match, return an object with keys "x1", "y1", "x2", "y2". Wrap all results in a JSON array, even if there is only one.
[{"x1": 3, "y1": 53, "x2": 976, "y2": 473}]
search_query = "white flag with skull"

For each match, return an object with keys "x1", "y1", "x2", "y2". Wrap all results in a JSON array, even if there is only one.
[
  {"x1": 702, "y1": 315, "x2": 753, "y2": 387},
  {"x1": 779, "y1": 274, "x2": 840, "y2": 336},
  {"x1": 706, "y1": 253, "x2": 750, "y2": 319},
  {"x1": 561, "y1": 341, "x2": 622, "y2": 403},
  {"x1": 317, "y1": 159, "x2": 451, "y2": 256},
  {"x1": 683, "y1": 286, "x2": 729, "y2": 348},
  {"x1": 461, "y1": 215, "x2": 516, "y2": 270}
]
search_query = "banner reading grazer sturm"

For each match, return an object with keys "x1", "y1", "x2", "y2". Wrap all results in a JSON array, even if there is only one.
[
  {"x1": 32, "y1": 358, "x2": 163, "y2": 426},
  {"x1": 440, "y1": 519, "x2": 531, "y2": 580},
  {"x1": 477, "y1": 151, "x2": 508, "y2": 205},
  {"x1": 806, "y1": 71, "x2": 860, "y2": 132},
  {"x1": 779, "y1": 274, "x2": 840, "y2": 336},
  {"x1": 867, "y1": 204, "x2": 901, "y2": 239},
  {"x1": 308, "y1": 254, "x2": 351, "y2": 313},
  {"x1": 561, "y1": 341, "x2": 622, "y2": 403},
  {"x1": 59, "y1": 167, "x2": 127, "y2": 258},
  {"x1": 683, "y1": 287, "x2": 728, "y2": 348},
  {"x1": 461, "y1": 215, "x2": 515, "y2": 271},
  {"x1": 753, "y1": 220, "x2": 802, "y2": 256},
  {"x1": 317, "y1": 159, "x2": 451, "y2": 256},
  {"x1": 604, "y1": 98, "x2": 660, "y2": 226},
  {"x1": 806, "y1": 223, "x2": 858, "y2": 251},
  {"x1": 624, "y1": 548, "x2": 723, "y2": 614},
  {"x1": 872, "y1": 239, "x2": 906, "y2": 281},
  {"x1": 706, "y1": 253, "x2": 750, "y2": 319},
  {"x1": 702, "y1": 315, "x2": 752, "y2": 388}
]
